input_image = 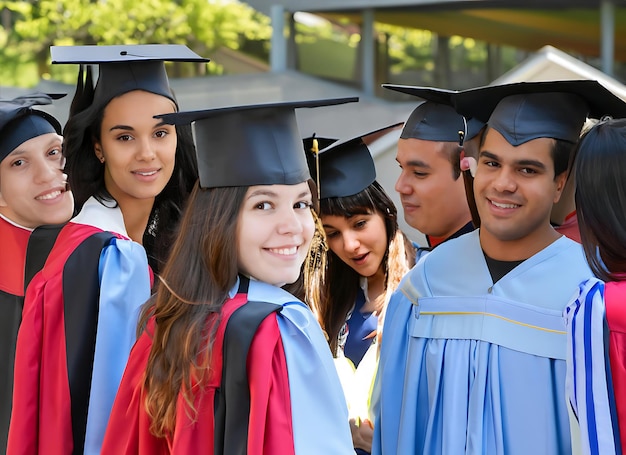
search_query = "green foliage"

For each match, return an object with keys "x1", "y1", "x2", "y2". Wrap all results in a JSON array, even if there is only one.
[
  {"x1": 377, "y1": 23, "x2": 434, "y2": 74},
  {"x1": 0, "y1": 0, "x2": 272, "y2": 87}
]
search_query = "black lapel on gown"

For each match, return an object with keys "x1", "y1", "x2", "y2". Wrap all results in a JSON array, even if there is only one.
[
  {"x1": 63, "y1": 231, "x2": 114, "y2": 455},
  {"x1": 0, "y1": 291, "x2": 23, "y2": 452},
  {"x1": 214, "y1": 276, "x2": 282, "y2": 455},
  {"x1": 24, "y1": 224, "x2": 64, "y2": 292}
]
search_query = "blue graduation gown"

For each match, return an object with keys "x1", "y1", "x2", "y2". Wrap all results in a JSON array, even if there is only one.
[{"x1": 372, "y1": 230, "x2": 593, "y2": 455}]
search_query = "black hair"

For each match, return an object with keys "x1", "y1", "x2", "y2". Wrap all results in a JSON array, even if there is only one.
[
  {"x1": 63, "y1": 65, "x2": 198, "y2": 274},
  {"x1": 575, "y1": 118, "x2": 626, "y2": 282}
]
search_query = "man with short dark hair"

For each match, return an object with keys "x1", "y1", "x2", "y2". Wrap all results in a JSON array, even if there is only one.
[
  {"x1": 371, "y1": 80, "x2": 626, "y2": 455},
  {"x1": 383, "y1": 85, "x2": 482, "y2": 252}
]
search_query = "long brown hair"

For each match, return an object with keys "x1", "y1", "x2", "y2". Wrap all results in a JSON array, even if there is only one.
[
  {"x1": 316, "y1": 181, "x2": 415, "y2": 355},
  {"x1": 141, "y1": 182, "x2": 247, "y2": 437}
]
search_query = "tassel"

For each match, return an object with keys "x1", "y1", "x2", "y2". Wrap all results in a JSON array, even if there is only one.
[{"x1": 303, "y1": 208, "x2": 328, "y2": 323}]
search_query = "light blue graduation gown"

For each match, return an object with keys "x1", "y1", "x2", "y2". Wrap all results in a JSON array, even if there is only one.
[
  {"x1": 238, "y1": 278, "x2": 355, "y2": 454},
  {"x1": 372, "y1": 230, "x2": 593, "y2": 455}
]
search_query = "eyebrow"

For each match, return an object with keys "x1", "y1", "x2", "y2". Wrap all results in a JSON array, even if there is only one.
[
  {"x1": 108, "y1": 120, "x2": 169, "y2": 132},
  {"x1": 397, "y1": 158, "x2": 432, "y2": 169},
  {"x1": 480, "y1": 150, "x2": 547, "y2": 170}
]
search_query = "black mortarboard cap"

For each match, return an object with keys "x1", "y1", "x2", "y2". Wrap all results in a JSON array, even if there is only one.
[
  {"x1": 452, "y1": 80, "x2": 626, "y2": 145},
  {"x1": 0, "y1": 93, "x2": 64, "y2": 162},
  {"x1": 157, "y1": 97, "x2": 358, "y2": 188},
  {"x1": 51, "y1": 44, "x2": 209, "y2": 109},
  {"x1": 383, "y1": 84, "x2": 485, "y2": 143},
  {"x1": 308, "y1": 123, "x2": 403, "y2": 199}
]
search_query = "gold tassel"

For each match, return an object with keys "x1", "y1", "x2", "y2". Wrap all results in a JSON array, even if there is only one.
[
  {"x1": 310, "y1": 136, "x2": 321, "y2": 201},
  {"x1": 303, "y1": 208, "x2": 328, "y2": 323}
]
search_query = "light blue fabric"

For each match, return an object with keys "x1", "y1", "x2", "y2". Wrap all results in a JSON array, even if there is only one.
[
  {"x1": 372, "y1": 230, "x2": 593, "y2": 455},
  {"x1": 565, "y1": 278, "x2": 620, "y2": 455},
  {"x1": 243, "y1": 279, "x2": 355, "y2": 454},
  {"x1": 83, "y1": 238, "x2": 150, "y2": 455}
]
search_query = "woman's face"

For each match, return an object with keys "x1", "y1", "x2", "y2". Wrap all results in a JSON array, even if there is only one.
[
  {"x1": 95, "y1": 90, "x2": 177, "y2": 206},
  {"x1": 237, "y1": 182, "x2": 315, "y2": 287},
  {"x1": 0, "y1": 132, "x2": 74, "y2": 228},
  {"x1": 322, "y1": 210, "x2": 388, "y2": 278}
]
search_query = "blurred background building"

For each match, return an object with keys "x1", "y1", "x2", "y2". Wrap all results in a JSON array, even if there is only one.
[{"x1": 1, "y1": 0, "x2": 624, "y2": 240}]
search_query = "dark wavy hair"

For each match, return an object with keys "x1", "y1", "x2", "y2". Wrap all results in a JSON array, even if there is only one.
[
  {"x1": 574, "y1": 118, "x2": 626, "y2": 282},
  {"x1": 63, "y1": 66, "x2": 198, "y2": 273},
  {"x1": 317, "y1": 180, "x2": 415, "y2": 354}
]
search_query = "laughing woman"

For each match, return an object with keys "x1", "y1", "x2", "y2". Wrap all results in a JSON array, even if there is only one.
[
  {"x1": 100, "y1": 100, "x2": 355, "y2": 454},
  {"x1": 8, "y1": 45, "x2": 206, "y2": 455}
]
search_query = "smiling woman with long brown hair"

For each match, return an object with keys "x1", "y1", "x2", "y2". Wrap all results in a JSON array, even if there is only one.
[{"x1": 101, "y1": 99, "x2": 356, "y2": 454}]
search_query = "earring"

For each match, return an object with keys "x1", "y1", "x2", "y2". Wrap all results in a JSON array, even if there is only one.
[{"x1": 98, "y1": 156, "x2": 105, "y2": 163}]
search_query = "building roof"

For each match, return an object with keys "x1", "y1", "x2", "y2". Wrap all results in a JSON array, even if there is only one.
[{"x1": 243, "y1": 0, "x2": 626, "y2": 61}]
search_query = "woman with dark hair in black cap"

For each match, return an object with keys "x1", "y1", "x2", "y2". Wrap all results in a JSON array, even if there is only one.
[
  {"x1": 564, "y1": 117, "x2": 626, "y2": 454},
  {"x1": 305, "y1": 124, "x2": 415, "y2": 454},
  {"x1": 8, "y1": 45, "x2": 207, "y2": 455},
  {"x1": 0, "y1": 93, "x2": 73, "y2": 453},
  {"x1": 101, "y1": 99, "x2": 356, "y2": 454}
]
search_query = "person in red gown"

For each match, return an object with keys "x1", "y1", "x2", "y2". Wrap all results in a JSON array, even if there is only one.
[
  {"x1": 0, "y1": 94, "x2": 73, "y2": 453},
  {"x1": 565, "y1": 117, "x2": 626, "y2": 454},
  {"x1": 8, "y1": 45, "x2": 206, "y2": 455}
]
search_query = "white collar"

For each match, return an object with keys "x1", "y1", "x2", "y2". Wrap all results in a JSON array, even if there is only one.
[
  {"x1": 72, "y1": 196, "x2": 128, "y2": 236},
  {"x1": 0, "y1": 213, "x2": 33, "y2": 232}
]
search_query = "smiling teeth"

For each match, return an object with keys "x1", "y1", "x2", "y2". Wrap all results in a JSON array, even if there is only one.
[
  {"x1": 136, "y1": 170, "x2": 157, "y2": 176},
  {"x1": 270, "y1": 247, "x2": 297, "y2": 255},
  {"x1": 36, "y1": 190, "x2": 62, "y2": 200},
  {"x1": 492, "y1": 201, "x2": 519, "y2": 209}
]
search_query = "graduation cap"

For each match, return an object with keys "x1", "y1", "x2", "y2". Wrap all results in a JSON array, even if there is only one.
[
  {"x1": 307, "y1": 123, "x2": 403, "y2": 199},
  {"x1": 156, "y1": 97, "x2": 359, "y2": 188},
  {"x1": 383, "y1": 84, "x2": 485, "y2": 143},
  {"x1": 0, "y1": 93, "x2": 64, "y2": 162},
  {"x1": 452, "y1": 80, "x2": 626, "y2": 146},
  {"x1": 51, "y1": 44, "x2": 209, "y2": 109}
]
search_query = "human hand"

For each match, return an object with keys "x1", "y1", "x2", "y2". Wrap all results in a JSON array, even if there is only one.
[{"x1": 349, "y1": 417, "x2": 373, "y2": 452}]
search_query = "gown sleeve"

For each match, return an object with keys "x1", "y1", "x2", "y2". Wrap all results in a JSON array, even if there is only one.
[{"x1": 84, "y1": 238, "x2": 151, "y2": 455}]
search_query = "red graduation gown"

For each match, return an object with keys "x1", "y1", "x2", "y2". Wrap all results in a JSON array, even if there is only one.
[
  {"x1": 604, "y1": 281, "x2": 626, "y2": 453},
  {"x1": 0, "y1": 216, "x2": 30, "y2": 452},
  {"x1": 101, "y1": 292, "x2": 296, "y2": 455},
  {"x1": 7, "y1": 223, "x2": 118, "y2": 455}
]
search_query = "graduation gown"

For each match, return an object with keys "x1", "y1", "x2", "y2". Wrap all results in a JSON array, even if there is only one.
[
  {"x1": 372, "y1": 230, "x2": 593, "y2": 455},
  {"x1": 8, "y1": 197, "x2": 152, "y2": 455},
  {"x1": 0, "y1": 215, "x2": 30, "y2": 452},
  {"x1": 101, "y1": 277, "x2": 354, "y2": 454},
  {"x1": 565, "y1": 278, "x2": 625, "y2": 454}
]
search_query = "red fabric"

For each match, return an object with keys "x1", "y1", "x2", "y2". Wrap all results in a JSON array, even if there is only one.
[
  {"x1": 101, "y1": 294, "x2": 295, "y2": 455},
  {"x1": 604, "y1": 281, "x2": 626, "y2": 453},
  {"x1": 554, "y1": 211, "x2": 581, "y2": 243},
  {"x1": 0, "y1": 217, "x2": 30, "y2": 296},
  {"x1": 7, "y1": 223, "x2": 114, "y2": 455}
]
